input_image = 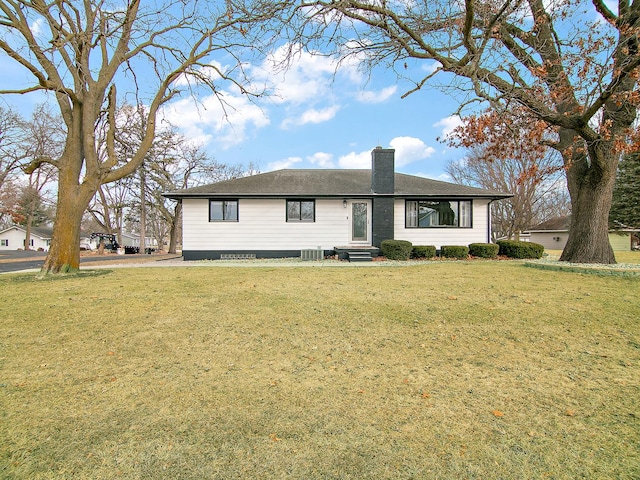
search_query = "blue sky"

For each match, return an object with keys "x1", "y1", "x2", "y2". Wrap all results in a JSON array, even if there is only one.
[
  {"x1": 0, "y1": 1, "x2": 617, "y2": 184},
  {"x1": 0, "y1": 39, "x2": 465, "y2": 182},
  {"x1": 161, "y1": 44, "x2": 466, "y2": 180}
]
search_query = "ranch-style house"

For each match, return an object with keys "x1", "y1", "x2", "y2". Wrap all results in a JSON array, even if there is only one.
[{"x1": 164, "y1": 147, "x2": 511, "y2": 260}]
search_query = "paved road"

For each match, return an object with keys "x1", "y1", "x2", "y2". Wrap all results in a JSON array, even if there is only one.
[{"x1": 0, "y1": 251, "x2": 175, "y2": 273}]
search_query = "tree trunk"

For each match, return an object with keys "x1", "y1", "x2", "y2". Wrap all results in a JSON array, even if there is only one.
[
  {"x1": 139, "y1": 168, "x2": 146, "y2": 254},
  {"x1": 41, "y1": 170, "x2": 94, "y2": 274},
  {"x1": 168, "y1": 201, "x2": 182, "y2": 255},
  {"x1": 41, "y1": 202, "x2": 84, "y2": 273},
  {"x1": 24, "y1": 214, "x2": 33, "y2": 251},
  {"x1": 560, "y1": 142, "x2": 617, "y2": 264}
]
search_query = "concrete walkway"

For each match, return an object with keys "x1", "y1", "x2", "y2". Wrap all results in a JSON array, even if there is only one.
[{"x1": 87, "y1": 256, "x2": 424, "y2": 269}]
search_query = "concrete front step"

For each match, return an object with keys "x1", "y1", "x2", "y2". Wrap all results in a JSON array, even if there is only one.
[{"x1": 347, "y1": 251, "x2": 372, "y2": 262}]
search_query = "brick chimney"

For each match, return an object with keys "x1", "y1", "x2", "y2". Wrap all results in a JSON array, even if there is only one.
[
  {"x1": 371, "y1": 146, "x2": 395, "y2": 194},
  {"x1": 370, "y1": 147, "x2": 395, "y2": 247}
]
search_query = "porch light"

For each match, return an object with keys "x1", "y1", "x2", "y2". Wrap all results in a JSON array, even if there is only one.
[{"x1": 343, "y1": 199, "x2": 348, "y2": 208}]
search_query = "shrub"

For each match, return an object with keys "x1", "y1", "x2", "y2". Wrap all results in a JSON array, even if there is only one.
[
  {"x1": 469, "y1": 243, "x2": 500, "y2": 259},
  {"x1": 440, "y1": 245, "x2": 470, "y2": 259},
  {"x1": 412, "y1": 245, "x2": 436, "y2": 259},
  {"x1": 497, "y1": 240, "x2": 545, "y2": 259},
  {"x1": 381, "y1": 240, "x2": 413, "y2": 260}
]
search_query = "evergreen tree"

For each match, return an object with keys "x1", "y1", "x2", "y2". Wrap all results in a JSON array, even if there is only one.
[{"x1": 610, "y1": 154, "x2": 640, "y2": 229}]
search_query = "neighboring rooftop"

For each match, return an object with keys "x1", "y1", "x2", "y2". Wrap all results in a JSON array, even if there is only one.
[
  {"x1": 0, "y1": 225, "x2": 53, "y2": 238},
  {"x1": 528, "y1": 216, "x2": 572, "y2": 232}
]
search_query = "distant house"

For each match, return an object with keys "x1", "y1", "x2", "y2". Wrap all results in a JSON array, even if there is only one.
[
  {"x1": 80, "y1": 232, "x2": 159, "y2": 251},
  {"x1": 0, "y1": 225, "x2": 52, "y2": 251},
  {"x1": 527, "y1": 215, "x2": 640, "y2": 251},
  {"x1": 120, "y1": 233, "x2": 159, "y2": 250},
  {"x1": 164, "y1": 147, "x2": 512, "y2": 260},
  {"x1": 119, "y1": 233, "x2": 139, "y2": 248}
]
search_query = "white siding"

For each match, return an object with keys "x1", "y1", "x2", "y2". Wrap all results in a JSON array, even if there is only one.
[
  {"x1": 0, "y1": 228, "x2": 50, "y2": 251},
  {"x1": 182, "y1": 198, "x2": 352, "y2": 251},
  {"x1": 529, "y1": 231, "x2": 635, "y2": 251},
  {"x1": 609, "y1": 232, "x2": 632, "y2": 251},
  {"x1": 530, "y1": 232, "x2": 567, "y2": 250},
  {"x1": 394, "y1": 199, "x2": 492, "y2": 248}
]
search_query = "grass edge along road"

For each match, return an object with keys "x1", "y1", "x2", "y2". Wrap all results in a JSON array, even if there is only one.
[{"x1": 1, "y1": 260, "x2": 639, "y2": 479}]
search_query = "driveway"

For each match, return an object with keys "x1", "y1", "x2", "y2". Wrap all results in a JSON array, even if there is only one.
[{"x1": 0, "y1": 251, "x2": 182, "y2": 273}]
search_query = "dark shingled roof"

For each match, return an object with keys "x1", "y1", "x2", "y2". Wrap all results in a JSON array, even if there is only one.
[
  {"x1": 0, "y1": 225, "x2": 53, "y2": 238},
  {"x1": 164, "y1": 169, "x2": 511, "y2": 199},
  {"x1": 528, "y1": 215, "x2": 571, "y2": 231}
]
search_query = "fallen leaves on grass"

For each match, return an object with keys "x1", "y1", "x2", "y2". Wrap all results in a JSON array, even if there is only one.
[{"x1": 492, "y1": 410, "x2": 505, "y2": 417}]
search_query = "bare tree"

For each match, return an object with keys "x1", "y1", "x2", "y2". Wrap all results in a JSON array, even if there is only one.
[
  {"x1": 0, "y1": 0, "x2": 285, "y2": 273},
  {"x1": 0, "y1": 106, "x2": 26, "y2": 191},
  {"x1": 87, "y1": 178, "x2": 134, "y2": 243},
  {"x1": 18, "y1": 105, "x2": 61, "y2": 249},
  {"x1": 293, "y1": 0, "x2": 640, "y2": 263},
  {"x1": 145, "y1": 139, "x2": 248, "y2": 254},
  {"x1": 87, "y1": 104, "x2": 144, "y2": 245},
  {"x1": 125, "y1": 122, "x2": 248, "y2": 254},
  {"x1": 447, "y1": 146, "x2": 570, "y2": 241},
  {"x1": 445, "y1": 107, "x2": 570, "y2": 240},
  {"x1": 0, "y1": 178, "x2": 20, "y2": 227},
  {"x1": 94, "y1": 108, "x2": 248, "y2": 254},
  {"x1": 0, "y1": 107, "x2": 27, "y2": 226}
]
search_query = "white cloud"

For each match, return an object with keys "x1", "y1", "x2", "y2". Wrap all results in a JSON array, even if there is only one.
[
  {"x1": 389, "y1": 137, "x2": 436, "y2": 166},
  {"x1": 267, "y1": 156, "x2": 303, "y2": 171},
  {"x1": 433, "y1": 115, "x2": 462, "y2": 138},
  {"x1": 338, "y1": 137, "x2": 435, "y2": 169},
  {"x1": 338, "y1": 150, "x2": 370, "y2": 169},
  {"x1": 281, "y1": 105, "x2": 340, "y2": 129},
  {"x1": 251, "y1": 45, "x2": 340, "y2": 105},
  {"x1": 356, "y1": 85, "x2": 397, "y2": 104},
  {"x1": 412, "y1": 171, "x2": 453, "y2": 181},
  {"x1": 308, "y1": 152, "x2": 335, "y2": 168},
  {"x1": 31, "y1": 18, "x2": 45, "y2": 38},
  {"x1": 422, "y1": 61, "x2": 442, "y2": 76},
  {"x1": 163, "y1": 91, "x2": 270, "y2": 149},
  {"x1": 173, "y1": 60, "x2": 228, "y2": 87},
  {"x1": 164, "y1": 42, "x2": 356, "y2": 148}
]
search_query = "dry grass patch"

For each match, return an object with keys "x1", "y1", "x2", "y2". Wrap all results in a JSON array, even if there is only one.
[{"x1": 1, "y1": 262, "x2": 639, "y2": 479}]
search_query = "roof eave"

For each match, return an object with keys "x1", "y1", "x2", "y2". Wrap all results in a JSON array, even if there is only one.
[{"x1": 164, "y1": 192, "x2": 513, "y2": 200}]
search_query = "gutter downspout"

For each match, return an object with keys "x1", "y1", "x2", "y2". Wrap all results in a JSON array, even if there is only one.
[{"x1": 488, "y1": 198, "x2": 497, "y2": 243}]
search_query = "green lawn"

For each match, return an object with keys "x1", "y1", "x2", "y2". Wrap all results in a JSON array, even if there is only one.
[{"x1": 1, "y1": 260, "x2": 639, "y2": 479}]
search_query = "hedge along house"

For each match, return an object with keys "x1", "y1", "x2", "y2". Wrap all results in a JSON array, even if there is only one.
[{"x1": 164, "y1": 147, "x2": 512, "y2": 260}]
